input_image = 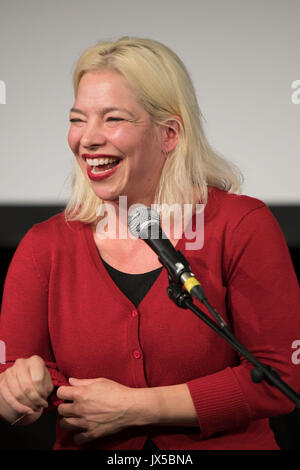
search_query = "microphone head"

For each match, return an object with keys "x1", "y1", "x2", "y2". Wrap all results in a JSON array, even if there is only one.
[{"x1": 128, "y1": 205, "x2": 160, "y2": 239}]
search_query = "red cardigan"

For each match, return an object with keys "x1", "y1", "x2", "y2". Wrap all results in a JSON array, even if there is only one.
[{"x1": 0, "y1": 187, "x2": 299, "y2": 450}]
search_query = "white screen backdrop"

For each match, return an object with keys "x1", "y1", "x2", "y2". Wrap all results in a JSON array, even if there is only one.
[{"x1": 0, "y1": 0, "x2": 299, "y2": 205}]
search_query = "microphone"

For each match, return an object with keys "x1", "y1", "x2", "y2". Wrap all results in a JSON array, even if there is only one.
[{"x1": 128, "y1": 205, "x2": 207, "y2": 303}]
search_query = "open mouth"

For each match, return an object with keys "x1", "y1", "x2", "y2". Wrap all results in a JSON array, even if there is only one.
[
  {"x1": 84, "y1": 156, "x2": 121, "y2": 174},
  {"x1": 82, "y1": 154, "x2": 121, "y2": 175}
]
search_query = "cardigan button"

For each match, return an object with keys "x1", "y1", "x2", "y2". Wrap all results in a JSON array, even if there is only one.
[
  {"x1": 131, "y1": 309, "x2": 138, "y2": 318},
  {"x1": 133, "y1": 350, "x2": 141, "y2": 359}
]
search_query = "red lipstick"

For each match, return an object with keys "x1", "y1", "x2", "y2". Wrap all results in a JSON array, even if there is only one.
[{"x1": 82, "y1": 154, "x2": 122, "y2": 182}]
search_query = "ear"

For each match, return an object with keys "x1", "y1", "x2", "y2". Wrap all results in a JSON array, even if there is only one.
[{"x1": 160, "y1": 117, "x2": 182, "y2": 154}]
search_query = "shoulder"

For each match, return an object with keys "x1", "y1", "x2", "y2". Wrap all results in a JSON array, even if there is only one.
[
  {"x1": 205, "y1": 186, "x2": 276, "y2": 231},
  {"x1": 13, "y1": 211, "x2": 87, "y2": 285},
  {"x1": 17, "y1": 210, "x2": 86, "y2": 265},
  {"x1": 206, "y1": 187, "x2": 266, "y2": 220},
  {"x1": 29, "y1": 211, "x2": 84, "y2": 244},
  {"x1": 205, "y1": 187, "x2": 288, "y2": 253}
]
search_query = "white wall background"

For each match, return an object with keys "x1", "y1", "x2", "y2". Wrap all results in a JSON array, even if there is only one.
[{"x1": 0, "y1": 0, "x2": 299, "y2": 205}]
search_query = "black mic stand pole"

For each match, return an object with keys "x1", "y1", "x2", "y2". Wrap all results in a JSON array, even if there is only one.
[
  {"x1": 166, "y1": 277, "x2": 300, "y2": 408},
  {"x1": 137, "y1": 218, "x2": 300, "y2": 407}
]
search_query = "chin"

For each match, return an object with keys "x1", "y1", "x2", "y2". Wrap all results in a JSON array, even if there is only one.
[{"x1": 91, "y1": 189, "x2": 121, "y2": 205}]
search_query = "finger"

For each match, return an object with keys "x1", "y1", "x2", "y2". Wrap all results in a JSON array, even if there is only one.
[
  {"x1": 57, "y1": 402, "x2": 78, "y2": 418},
  {"x1": 56, "y1": 385, "x2": 75, "y2": 401},
  {"x1": 12, "y1": 358, "x2": 47, "y2": 407},
  {"x1": 5, "y1": 366, "x2": 35, "y2": 410},
  {"x1": 14, "y1": 361, "x2": 48, "y2": 409},
  {"x1": 28, "y1": 356, "x2": 54, "y2": 399},
  {"x1": 0, "y1": 376, "x2": 35, "y2": 415},
  {"x1": 5, "y1": 366, "x2": 43, "y2": 411},
  {"x1": 68, "y1": 377, "x2": 97, "y2": 386}
]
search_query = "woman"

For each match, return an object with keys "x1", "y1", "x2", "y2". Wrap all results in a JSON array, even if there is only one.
[{"x1": 0, "y1": 37, "x2": 299, "y2": 450}]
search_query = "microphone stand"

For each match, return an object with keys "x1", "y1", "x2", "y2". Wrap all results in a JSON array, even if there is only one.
[
  {"x1": 166, "y1": 276, "x2": 300, "y2": 408},
  {"x1": 133, "y1": 212, "x2": 300, "y2": 407}
]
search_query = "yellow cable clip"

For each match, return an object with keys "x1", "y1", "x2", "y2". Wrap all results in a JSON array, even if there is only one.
[{"x1": 184, "y1": 277, "x2": 201, "y2": 293}]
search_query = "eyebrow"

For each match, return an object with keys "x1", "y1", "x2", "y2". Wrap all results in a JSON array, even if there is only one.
[
  {"x1": 70, "y1": 107, "x2": 86, "y2": 115},
  {"x1": 70, "y1": 106, "x2": 135, "y2": 117}
]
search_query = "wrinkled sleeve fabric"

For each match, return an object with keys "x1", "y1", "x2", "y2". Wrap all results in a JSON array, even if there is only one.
[
  {"x1": 0, "y1": 226, "x2": 68, "y2": 400},
  {"x1": 186, "y1": 205, "x2": 300, "y2": 438}
]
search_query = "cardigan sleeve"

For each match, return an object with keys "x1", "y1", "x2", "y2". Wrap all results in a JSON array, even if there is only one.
[
  {"x1": 0, "y1": 227, "x2": 68, "y2": 393},
  {"x1": 186, "y1": 205, "x2": 300, "y2": 438}
]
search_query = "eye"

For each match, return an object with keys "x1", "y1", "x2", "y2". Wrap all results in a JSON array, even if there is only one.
[
  {"x1": 107, "y1": 117, "x2": 124, "y2": 122},
  {"x1": 69, "y1": 118, "x2": 83, "y2": 123}
]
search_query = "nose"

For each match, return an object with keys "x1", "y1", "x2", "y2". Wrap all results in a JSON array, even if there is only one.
[{"x1": 80, "y1": 119, "x2": 107, "y2": 149}]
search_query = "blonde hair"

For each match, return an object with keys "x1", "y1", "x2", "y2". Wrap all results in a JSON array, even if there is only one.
[{"x1": 65, "y1": 36, "x2": 243, "y2": 223}]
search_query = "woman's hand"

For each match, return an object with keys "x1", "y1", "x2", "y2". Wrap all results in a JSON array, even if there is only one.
[
  {"x1": 57, "y1": 377, "x2": 198, "y2": 445},
  {"x1": 0, "y1": 355, "x2": 54, "y2": 424},
  {"x1": 57, "y1": 377, "x2": 142, "y2": 445}
]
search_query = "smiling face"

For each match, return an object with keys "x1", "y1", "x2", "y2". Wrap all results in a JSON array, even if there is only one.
[{"x1": 68, "y1": 70, "x2": 173, "y2": 208}]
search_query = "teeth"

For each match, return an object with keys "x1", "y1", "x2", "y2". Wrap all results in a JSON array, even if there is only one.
[
  {"x1": 86, "y1": 157, "x2": 118, "y2": 166},
  {"x1": 91, "y1": 166, "x2": 113, "y2": 174}
]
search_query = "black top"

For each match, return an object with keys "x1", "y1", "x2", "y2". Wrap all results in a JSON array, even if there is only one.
[{"x1": 101, "y1": 258, "x2": 163, "y2": 307}]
